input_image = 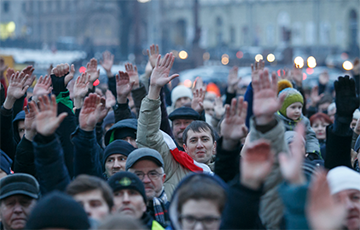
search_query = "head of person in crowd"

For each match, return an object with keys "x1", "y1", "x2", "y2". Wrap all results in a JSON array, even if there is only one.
[
  {"x1": 351, "y1": 109, "x2": 360, "y2": 130},
  {"x1": 204, "y1": 91, "x2": 217, "y2": 102},
  {"x1": 309, "y1": 112, "x2": 333, "y2": 141},
  {"x1": 103, "y1": 111, "x2": 115, "y2": 134},
  {"x1": 169, "y1": 173, "x2": 227, "y2": 230},
  {"x1": 0, "y1": 173, "x2": 40, "y2": 230},
  {"x1": 66, "y1": 174, "x2": 114, "y2": 221},
  {"x1": 327, "y1": 166, "x2": 360, "y2": 230},
  {"x1": 26, "y1": 191, "x2": 90, "y2": 230},
  {"x1": 108, "y1": 171, "x2": 147, "y2": 219},
  {"x1": 169, "y1": 107, "x2": 201, "y2": 147},
  {"x1": 103, "y1": 140, "x2": 136, "y2": 178},
  {"x1": 0, "y1": 150, "x2": 12, "y2": 179},
  {"x1": 203, "y1": 100, "x2": 215, "y2": 116},
  {"x1": 104, "y1": 118, "x2": 137, "y2": 148},
  {"x1": 126, "y1": 148, "x2": 166, "y2": 203},
  {"x1": 237, "y1": 77, "x2": 251, "y2": 96},
  {"x1": 182, "y1": 121, "x2": 217, "y2": 165},
  {"x1": 327, "y1": 102, "x2": 336, "y2": 122},
  {"x1": 317, "y1": 93, "x2": 333, "y2": 114},
  {"x1": 171, "y1": 85, "x2": 193, "y2": 109},
  {"x1": 278, "y1": 81, "x2": 304, "y2": 121},
  {"x1": 97, "y1": 214, "x2": 146, "y2": 230},
  {"x1": 12, "y1": 111, "x2": 25, "y2": 141}
]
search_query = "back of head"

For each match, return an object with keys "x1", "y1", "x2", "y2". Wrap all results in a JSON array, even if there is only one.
[
  {"x1": 97, "y1": 214, "x2": 146, "y2": 230},
  {"x1": 26, "y1": 191, "x2": 90, "y2": 230},
  {"x1": 66, "y1": 174, "x2": 114, "y2": 210}
]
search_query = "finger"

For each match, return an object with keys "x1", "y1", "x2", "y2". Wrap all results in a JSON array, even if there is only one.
[
  {"x1": 56, "y1": 112, "x2": 68, "y2": 126},
  {"x1": 21, "y1": 85, "x2": 29, "y2": 94},
  {"x1": 230, "y1": 98, "x2": 237, "y2": 117},
  {"x1": 277, "y1": 93, "x2": 286, "y2": 110},
  {"x1": 241, "y1": 100, "x2": 248, "y2": 119},
  {"x1": 155, "y1": 55, "x2": 161, "y2": 67},
  {"x1": 134, "y1": 65, "x2": 137, "y2": 72},
  {"x1": 155, "y1": 44, "x2": 159, "y2": 54},
  {"x1": 271, "y1": 71, "x2": 278, "y2": 92},
  {"x1": 251, "y1": 64, "x2": 254, "y2": 72},
  {"x1": 169, "y1": 74, "x2": 179, "y2": 82},
  {"x1": 168, "y1": 55, "x2": 176, "y2": 70},
  {"x1": 24, "y1": 105, "x2": 29, "y2": 115},
  {"x1": 38, "y1": 75, "x2": 43, "y2": 84},
  {"x1": 224, "y1": 104, "x2": 231, "y2": 120},
  {"x1": 50, "y1": 94, "x2": 57, "y2": 115},
  {"x1": 147, "y1": 49, "x2": 150, "y2": 57},
  {"x1": 236, "y1": 96, "x2": 244, "y2": 116}
]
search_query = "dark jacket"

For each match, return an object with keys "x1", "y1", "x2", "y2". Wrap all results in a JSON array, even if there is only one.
[{"x1": 14, "y1": 137, "x2": 36, "y2": 177}]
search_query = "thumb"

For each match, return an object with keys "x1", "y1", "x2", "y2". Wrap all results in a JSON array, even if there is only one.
[
  {"x1": 129, "y1": 81, "x2": 135, "y2": 90},
  {"x1": 277, "y1": 93, "x2": 286, "y2": 110},
  {"x1": 278, "y1": 152, "x2": 289, "y2": 167},
  {"x1": 169, "y1": 74, "x2": 179, "y2": 81},
  {"x1": 22, "y1": 85, "x2": 29, "y2": 94},
  {"x1": 56, "y1": 112, "x2": 68, "y2": 125}
]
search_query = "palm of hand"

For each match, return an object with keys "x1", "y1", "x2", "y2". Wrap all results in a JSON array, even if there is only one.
[
  {"x1": 8, "y1": 82, "x2": 25, "y2": 99},
  {"x1": 87, "y1": 68, "x2": 99, "y2": 83},
  {"x1": 80, "y1": 106, "x2": 98, "y2": 128},
  {"x1": 151, "y1": 67, "x2": 171, "y2": 87},
  {"x1": 25, "y1": 113, "x2": 36, "y2": 131},
  {"x1": 253, "y1": 89, "x2": 278, "y2": 116},
  {"x1": 222, "y1": 116, "x2": 246, "y2": 140},
  {"x1": 35, "y1": 110, "x2": 58, "y2": 136},
  {"x1": 101, "y1": 60, "x2": 113, "y2": 72},
  {"x1": 243, "y1": 144, "x2": 272, "y2": 179},
  {"x1": 117, "y1": 80, "x2": 132, "y2": 97},
  {"x1": 74, "y1": 83, "x2": 88, "y2": 98},
  {"x1": 33, "y1": 83, "x2": 49, "y2": 95},
  {"x1": 127, "y1": 71, "x2": 139, "y2": 85}
]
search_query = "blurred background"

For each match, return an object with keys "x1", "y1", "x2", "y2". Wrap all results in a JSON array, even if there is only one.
[{"x1": 0, "y1": 0, "x2": 359, "y2": 90}]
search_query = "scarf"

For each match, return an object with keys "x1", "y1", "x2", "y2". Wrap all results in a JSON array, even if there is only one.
[{"x1": 153, "y1": 189, "x2": 169, "y2": 226}]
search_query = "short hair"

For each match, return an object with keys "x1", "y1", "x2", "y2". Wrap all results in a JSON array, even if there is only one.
[
  {"x1": 66, "y1": 174, "x2": 114, "y2": 210},
  {"x1": 317, "y1": 94, "x2": 333, "y2": 107},
  {"x1": 176, "y1": 175, "x2": 227, "y2": 214},
  {"x1": 309, "y1": 112, "x2": 333, "y2": 126},
  {"x1": 182, "y1": 121, "x2": 216, "y2": 144},
  {"x1": 97, "y1": 214, "x2": 146, "y2": 230}
]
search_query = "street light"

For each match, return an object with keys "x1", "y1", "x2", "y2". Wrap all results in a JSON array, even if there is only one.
[
  {"x1": 294, "y1": 56, "x2": 304, "y2": 68},
  {"x1": 343, "y1": 61, "x2": 353, "y2": 71}
]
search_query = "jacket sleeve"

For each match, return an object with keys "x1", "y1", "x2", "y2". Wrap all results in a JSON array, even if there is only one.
[
  {"x1": 33, "y1": 134, "x2": 70, "y2": 194},
  {"x1": 278, "y1": 182, "x2": 310, "y2": 230},
  {"x1": 131, "y1": 83, "x2": 147, "y2": 118},
  {"x1": 14, "y1": 137, "x2": 36, "y2": 177},
  {"x1": 0, "y1": 105, "x2": 16, "y2": 160},
  {"x1": 114, "y1": 101, "x2": 133, "y2": 123},
  {"x1": 159, "y1": 88, "x2": 174, "y2": 138},
  {"x1": 249, "y1": 116, "x2": 289, "y2": 230},
  {"x1": 303, "y1": 117, "x2": 320, "y2": 154},
  {"x1": 221, "y1": 181, "x2": 264, "y2": 230},
  {"x1": 244, "y1": 83, "x2": 254, "y2": 129},
  {"x1": 72, "y1": 127, "x2": 103, "y2": 178},
  {"x1": 214, "y1": 137, "x2": 241, "y2": 183},
  {"x1": 108, "y1": 76, "x2": 117, "y2": 99}
]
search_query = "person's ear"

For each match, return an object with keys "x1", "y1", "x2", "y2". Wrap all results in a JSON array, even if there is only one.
[
  {"x1": 162, "y1": 173, "x2": 166, "y2": 183},
  {"x1": 212, "y1": 141, "x2": 217, "y2": 155},
  {"x1": 183, "y1": 144, "x2": 188, "y2": 153}
]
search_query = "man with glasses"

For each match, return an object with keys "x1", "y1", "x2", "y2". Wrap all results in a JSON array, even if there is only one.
[{"x1": 125, "y1": 148, "x2": 170, "y2": 227}]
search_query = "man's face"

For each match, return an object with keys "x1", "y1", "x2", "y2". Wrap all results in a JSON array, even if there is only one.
[
  {"x1": 333, "y1": 189, "x2": 360, "y2": 230},
  {"x1": 172, "y1": 119, "x2": 193, "y2": 144},
  {"x1": 72, "y1": 189, "x2": 111, "y2": 221},
  {"x1": 183, "y1": 128, "x2": 216, "y2": 164},
  {"x1": 351, "y1": 119, "x2": 357, "y2": 130},
  {"x1": 17, "y1": 121, "x2": 25, "y2": 139},
  {"x1": 203, "y1": 100, "x2": 214, "y2": 116},
  {"x1": 105, "y1": 154, "x2": 128, "y2": 177},
  {"x1": 0, "y1": 195, "x2": 36, "y2": 230},
  {"x1": 175, "y1": 97, "x2": 191, "y2": 109},
  {"x1": 113, "y1": 189, "x2": 146, "y2": 219},
  {"x1": 128, "y1": 160, "x2": 165, "y2": 201},
  {"x1": 286, "y1": 102, "x2": 303, "y2": 121},
  {"x1": 121, "y1": 136, "x2": 137, "y2": 148}
]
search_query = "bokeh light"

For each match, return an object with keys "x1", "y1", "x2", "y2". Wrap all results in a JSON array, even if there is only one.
[
  {"x1": 294, "y1": 56, "x2": 304, "y2": 68},
  {"x1": 255, "y1": 54, "x2": 263, "y2": 62},
  {"x1": 343, "y1": 61, "x2": 353, "y2": 71},
  {"x1": 221, "y1": 57, "x2": 229, "y2": 65},
  {"x1": 179, "y1": 51, "x2": 188, "y2": 59},
  {"x1": 236, "y1": 51, "x2": 243, "y2": 59},
  {"x1": 203, "y1": 52, "x2": 210, "y2": 61},
  {"x1": 307, "y1": 56, "x2": 317, "y2": 68},
  {"x1": 267, "y1": 54, "x2": 275, "y2": 62}
]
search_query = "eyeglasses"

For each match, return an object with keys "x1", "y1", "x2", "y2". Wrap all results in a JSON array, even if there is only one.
[
  {"x1": 179, "y1": 215, "x2": 221, "y2": 229},
  {"x1": 134, "y1": 171, "x2": 163, "y2": 181}
]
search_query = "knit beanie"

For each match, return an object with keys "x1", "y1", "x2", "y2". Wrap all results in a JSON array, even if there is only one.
[
  {"x1": 108, "y1": 171, "x2": 147, "y2": 204},
  {"x1": 0, "y1": 150, "x2": 12, "y2": 175},
  {"x1": 26, "y1": 191, "x2": 90, "y2": 230},
  {"x1": 102, "y1": 111, "x2": 115, "y2": 130},
  {"x1": 327, "y1": 166, "x2": 360, "y2": 195},
  {"x1": 171, "y1": 85, "x2": 193, "y2": 106},
  {"x1": 103, "y1": 140, "x2": 136, "y2": 167},
  {"x1": 278, "y1": 88, "x2": 304, "y2": 116}
]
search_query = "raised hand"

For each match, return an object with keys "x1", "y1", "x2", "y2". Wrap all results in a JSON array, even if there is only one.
[
  {"x1": 21, "y1": 65, "x2": 36, "y2": 87},
  {"x1": 213, "y1": 97, "x2": 225, "y2": 120},
  {"x1": 5, "y1": 67, "x2": 15, "y2": 81},
  {"x1": 100, "y1": 51, "x2": 114, "y2": 76},
  {"x1": 241, "y1": 139, "x2": 274, "y2": 190},
  {"x1": 307, "y1": 170, "x2": 347, "y2": 230},
  {"x1": 221, "y1": 97, "x2": 248, "y2": 150},
  {"x1": 147, "y1": 44, "x2": 159, "y2": 69},
  {"x1": 227, "y1": 66, "x2": 240, "y2": 94},
  {"x1": 191, "y1": 88, "x2": 205, "y2": 113},
  {"x1": 291, "y1": 64, "x2": 303, "y2": 86},
  {"x1": 4, "y1": 72, "x2": 30, "y2": 110},
  {"x1": 334, "y1": 75, "x2": 358, "y2": 118},
  {"x1": 0, "y1": 57, "x2": 8, "y2": 75},
  {"x1": 98, "y1": 97, "x2": 110, "y2": 123},
  {"x1": 73, "y1": 72, "x2": 90, "y2": 108},
  {"x1": 52, "y1": 63, "x2": 75, "y2": 87},
  {"x1": 105, "y1": 90, "x2": 116, "y2": 108},
  {"x1": 33, "y1": 95, "x2": 67, "y2": 136},
  {"x1": 79, "y1": 93, "x2": 102, "y2": 132},
  {"x1": 125, "y1": 63, "x2": 139, "y2": 89},
  {"x1": 251, "y1": 60, "x2": 265, "y2": 82},
  {"x1": 192, "y1": 77, "x2": 207, "y2": 94},
  {"x1": 24, "y1": 104, "x2": 37, "y2": 141},
  {"x1": 86, "y1": 58, "x2": 100, "y2": 83},
  {"x1": 279, "y1": 123, "x2": 306, "y2": 185},
  {"x1": 310, "y1": 85, "x2": 324, "y2": 107},
  {"x1": 116, "y1": 71, "x2": 134, "y2": 104},
  {"x1": 252, "y1": 69, "x2": 285, "y2": 125},
  {"x1": 33, "y1": 75, "x2": 52, "y2": 96}
]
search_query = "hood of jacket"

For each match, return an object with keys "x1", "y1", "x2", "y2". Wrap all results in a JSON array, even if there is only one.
[
  {"x1": 168, "y1": 173, "x2": 228, "y2": 230},
  {"x1": 12, "y1": 110, "x2": 25, "y2": 144},
  {"x1": 104, "y1": 118, "x2": 137, "y2": 146}
]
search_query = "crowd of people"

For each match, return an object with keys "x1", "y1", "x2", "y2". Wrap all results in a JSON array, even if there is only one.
[{"x1": 0, "y1": 45, "x2": 360, "y2": 230}]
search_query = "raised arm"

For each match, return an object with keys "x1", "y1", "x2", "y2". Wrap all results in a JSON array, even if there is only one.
[{"x1": 114, "y1": 71, "x2": 134, "y2": 122}]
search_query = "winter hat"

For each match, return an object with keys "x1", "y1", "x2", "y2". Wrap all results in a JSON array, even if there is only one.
[
  {"x1": 26, "y1": 191, "x2": 90, "y2": 230},
  {"x1": 125, "y1": 148, "x2": 164, "y2": 171},
  {"x1": 327, "y1": 166, "x2": 360, "y2": 195},
  {"x1": 277, "y1": 79, "x2": 293, "y2": 95},
  {"x1": 171, "y1": 85, "x2": 193, "y2": 106},
  {"x1": 0, "y1": 173, "x2": 40, "y2": 200},
  {"x1": 168, "y1": 107, "x2": 200, "y2": 121},
  {"x1": 278, "y1": 88, "x2": 304, "y2": 116},
  {"x1": 0, "y1": 150, "x2": 12, "y2": 175},
  {"x1": 102, "y1": 110, "x2": 115, "y2": 130},
  {"x1": 108, "y1": 171, "x2": 147, "y2": 204},
  {"x1": 103, "y1": 140, "x2": 136, "y2": 167}
]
